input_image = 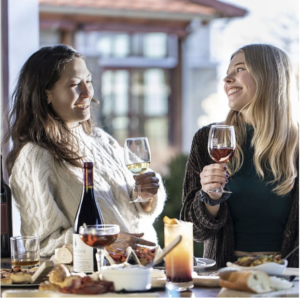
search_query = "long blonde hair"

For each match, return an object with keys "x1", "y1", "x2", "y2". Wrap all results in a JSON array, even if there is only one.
[{"x1": 225, "y1": 44, "x2": 299, "y2": 195}]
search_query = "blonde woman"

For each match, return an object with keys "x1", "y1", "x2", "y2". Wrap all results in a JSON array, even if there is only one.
[{"x1": 180, "y1": 44, "x2": 299, "y2": 268}]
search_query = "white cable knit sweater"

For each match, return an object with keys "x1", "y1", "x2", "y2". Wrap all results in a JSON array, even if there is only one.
[{"x1": 9, "y1": 126, "x2": 166, "y2": 256}]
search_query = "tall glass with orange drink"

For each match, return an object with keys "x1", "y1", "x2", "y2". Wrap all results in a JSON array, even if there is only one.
[{"x1": 164, "y1": 217, "x2": 194, "y2": 290}]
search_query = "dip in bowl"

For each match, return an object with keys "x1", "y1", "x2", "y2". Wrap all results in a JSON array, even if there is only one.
[{"x1": 100, "y1": 264, "x2": 153, "y2": 291}]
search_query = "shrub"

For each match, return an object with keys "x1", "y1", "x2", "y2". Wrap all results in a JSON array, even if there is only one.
[{"x1": 154, "y1": 153, "x2": 204, "y2": 257}]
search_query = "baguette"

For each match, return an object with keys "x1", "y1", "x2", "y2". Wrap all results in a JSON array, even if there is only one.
[{"x1": 219, "y1": 269, "x2": 272, "y2": 293}]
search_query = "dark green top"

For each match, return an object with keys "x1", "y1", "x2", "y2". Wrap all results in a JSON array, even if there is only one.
[{"x1": 228, "y1": 125, "x2": 293, "y2": 252}]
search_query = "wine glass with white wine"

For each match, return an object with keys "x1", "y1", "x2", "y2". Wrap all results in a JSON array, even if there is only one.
[{"x1": 124, "y1": 137, "x2": 151, "y2": 203}]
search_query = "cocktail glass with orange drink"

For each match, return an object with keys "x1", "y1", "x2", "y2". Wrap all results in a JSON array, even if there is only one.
[{"x1": 163, "y1": 217, "x2": 194, "y2": 290}]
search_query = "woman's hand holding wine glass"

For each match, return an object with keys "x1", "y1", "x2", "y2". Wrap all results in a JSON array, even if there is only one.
[
  {"x1": 200, "y1": 125, "x2": 236, "y2": 199},
  {"x1": 124, "y1": 137, "x2": 159, "y2": 203}
]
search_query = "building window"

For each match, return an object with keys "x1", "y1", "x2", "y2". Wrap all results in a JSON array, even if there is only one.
[
  {"x1": 75, "y1": 31, "x2": 178, "y2": 172},
  {"x1": 76, "y1": 31, "x2": 170, "y2": 58},
  {"x1": 100, "y1": 69, "x2": 170, "y2": 148}
]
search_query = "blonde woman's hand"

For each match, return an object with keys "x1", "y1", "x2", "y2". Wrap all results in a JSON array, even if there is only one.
[
  {"x1": 200, "y1": 163, "x2": 229, "y2": 200},
  {"x1": 112, "y1": 232, "x2": 156, "y2": 250}
]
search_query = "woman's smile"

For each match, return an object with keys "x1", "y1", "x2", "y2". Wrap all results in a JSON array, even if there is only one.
[{"x1": 227, "y1": 87, "x2": 242, "y2": 96}]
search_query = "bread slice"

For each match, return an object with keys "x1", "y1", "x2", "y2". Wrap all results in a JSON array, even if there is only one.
[{"x1": 10, "y1": 272, "x2": 32, "y2": 284}]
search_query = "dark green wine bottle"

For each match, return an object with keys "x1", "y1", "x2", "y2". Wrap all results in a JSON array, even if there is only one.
[
  {"x1": 1, "y1": 155, "x2": 13, "y2": 258},
  {"x1": 73, "y1": 162, "x2": 104, "y2": 273}
]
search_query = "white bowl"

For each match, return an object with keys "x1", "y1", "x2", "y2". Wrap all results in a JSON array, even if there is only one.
[
  {"x1": 101, "y1": 265, "x2": 153, "y2": 291},
  {"x1": 226, "y1": 259, "x2": 288, "y2": 275}
]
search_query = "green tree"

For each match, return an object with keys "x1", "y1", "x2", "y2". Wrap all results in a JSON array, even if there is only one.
[{"x1": 154, "y1": 153, "x2": 204, "y2": 257}]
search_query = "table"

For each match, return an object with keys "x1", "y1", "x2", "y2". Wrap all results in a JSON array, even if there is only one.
[
  {"x1": 1, "y1": 257, "x2": 220, "y2": 297},
  {"x1": 1, "y1": 258, "x2": 298, "y2": 298}
]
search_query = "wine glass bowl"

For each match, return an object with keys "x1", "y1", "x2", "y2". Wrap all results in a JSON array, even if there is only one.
[
  {"x1": 207, "y1": 125, "x2": 236, "y2": 194},
  {"x1": 124, "y1": 137, "x2": 151, "y2": 203},
  {"x1": 79, "y1": 224, "x2": 120, "y2": 272}
]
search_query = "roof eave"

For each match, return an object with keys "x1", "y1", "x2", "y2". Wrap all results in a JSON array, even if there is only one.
[
  {"x1": 39, "y1": 5, "x2": 217, "y2": 22},
  {"x1": 191, "y1": 0, "x2": 247, "y2": 18}
]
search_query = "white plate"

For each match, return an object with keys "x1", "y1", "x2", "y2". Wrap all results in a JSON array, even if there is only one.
[
  {"x1": 194, "y1": 258, "x2": 216, "y2": 270},
  {"x1": 226, "y1": 259, "x2": 288, "y2": 275}
]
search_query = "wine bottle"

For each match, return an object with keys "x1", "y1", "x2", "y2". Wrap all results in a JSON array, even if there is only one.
[
  {"x1": 73, "y1": 162, "x2": 104, "y2": 273},
  {"x1": 1, "y1": 155, "x2": 13, "y2": 258}
]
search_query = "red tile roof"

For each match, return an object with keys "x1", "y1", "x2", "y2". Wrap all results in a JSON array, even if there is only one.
[
  {"x1": 39, "y1": 0, "x2": 247, "y2": 19},
  {"x1": 39, "y1": 0, "x2": 247, "y2": 36}
]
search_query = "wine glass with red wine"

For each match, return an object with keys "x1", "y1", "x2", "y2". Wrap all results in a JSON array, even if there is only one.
[
  {"x1": 207, "y1": 125, "x2": 236, "y2": 194},
  {"x1": 79, "y1": 224, "x2": 120, "y2": 272}
]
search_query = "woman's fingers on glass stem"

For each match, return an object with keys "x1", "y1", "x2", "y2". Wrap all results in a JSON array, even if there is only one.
[
  {"x1": 204, "y1": 183, "x2": 223, "y2": 193},
  {"x1": 135, "y1": 177, "x2": 159, "y2": 186},
  {"x1": 134, "y1": 172, "x2": 156, "y2": 180}
]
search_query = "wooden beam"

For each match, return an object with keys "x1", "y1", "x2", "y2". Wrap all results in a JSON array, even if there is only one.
[{"x1": 1, "y1": 0, "x2": 10, "y2": 181}]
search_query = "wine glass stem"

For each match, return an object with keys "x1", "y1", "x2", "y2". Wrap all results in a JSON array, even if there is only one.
[
  {"x1": 208, "y1": 163, "x2": 232, "y2": 194},
  {"x1": 137, "y1": 184, "x2": 142, "y2": 199},
  {"x1": 96, "y1": 249, "x2": 104, "y2": 272}
]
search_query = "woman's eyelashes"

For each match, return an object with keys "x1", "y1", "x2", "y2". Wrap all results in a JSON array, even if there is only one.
[
  {"x1": 236, "y1": 67, "x2": 245, "y2": 73},
  {"x1": 70, "y1": 80, "x2": 93, "y2": 87}
]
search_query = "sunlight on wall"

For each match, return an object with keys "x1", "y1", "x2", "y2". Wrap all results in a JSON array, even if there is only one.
[{"x1": 197, "y1": 93, "x2": 229, "y2": 128}]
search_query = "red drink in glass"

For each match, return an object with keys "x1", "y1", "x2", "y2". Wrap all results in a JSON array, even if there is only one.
[{"x1": 80, "y1": 233, "x2": 119, "y2": 249}]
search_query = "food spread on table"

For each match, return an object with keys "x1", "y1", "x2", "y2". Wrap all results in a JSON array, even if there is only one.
[
  {"x1": 1, "y1": 239, "x2": 297, "y2": 297},
  {"x1": 0, "y1": 265, "x2": 38, "y2": 284},
  {"x1": 105, "y1": 245, "x2": 156, "y2": 266},
  {"x1": 39, "y1": 264, "x2": 114, "y2": 294},
  {"x1": 233, "y1": 254, "x2": 284, "y2": 267},
  {"x1": 50, "y1": 242, "x2": 158, "y2": 267}
]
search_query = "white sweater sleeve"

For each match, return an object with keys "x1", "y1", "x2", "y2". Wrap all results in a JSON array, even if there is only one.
[{"x1": 9, "y1": 144, "x2": 73, "y2": 257}]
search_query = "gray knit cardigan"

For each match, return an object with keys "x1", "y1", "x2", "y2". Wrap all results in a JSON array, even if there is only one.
[{"x1": 180, "y1": 125, "x2": 299, "y2": 268}]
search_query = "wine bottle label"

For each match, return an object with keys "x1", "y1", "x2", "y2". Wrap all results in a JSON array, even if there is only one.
[
  {"x1": 1, "y1": 203, "x2": 8, "y2": 234},
  {"x1": 73, "y1": 233, "x2": 93, "y2": 273}
]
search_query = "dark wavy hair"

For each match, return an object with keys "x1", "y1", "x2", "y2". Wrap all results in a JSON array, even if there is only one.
[{"x1": 3, "y1": 44, "x2": 92, "y2": 175}]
